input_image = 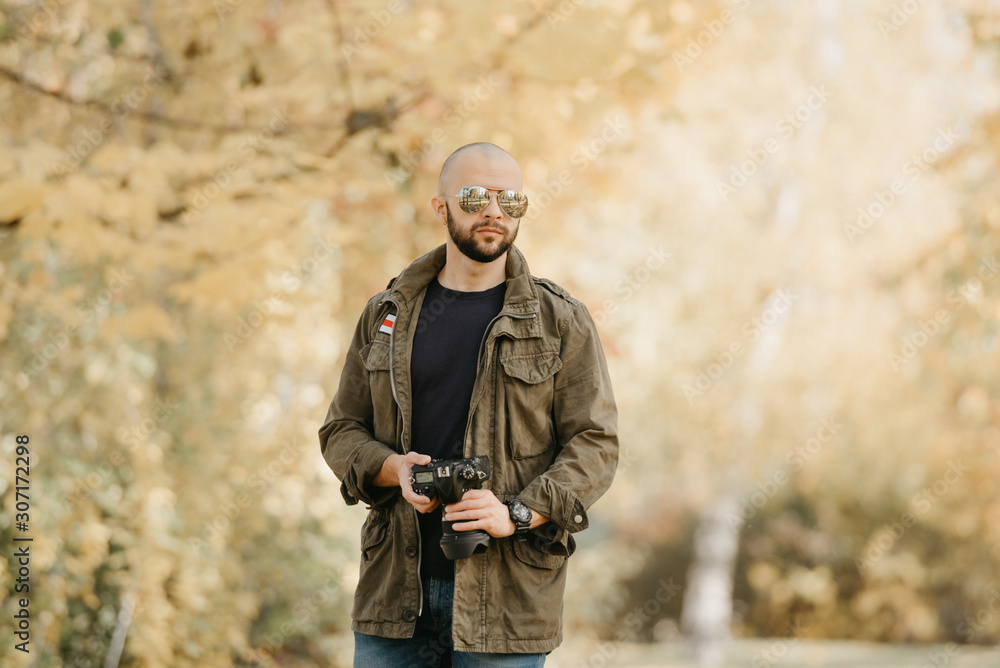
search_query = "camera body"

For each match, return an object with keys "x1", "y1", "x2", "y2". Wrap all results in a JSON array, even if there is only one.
[
  {"x1": 410, "y1": 455, "x2": 491, "y2": 503},
  {"x1": 409, "y1": 455, "x2": 491, "y2": 559}
]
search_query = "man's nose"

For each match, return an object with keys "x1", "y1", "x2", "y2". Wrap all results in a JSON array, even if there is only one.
[{"x1": 481, "y1": 194, "x2": 504, "y2": 219}]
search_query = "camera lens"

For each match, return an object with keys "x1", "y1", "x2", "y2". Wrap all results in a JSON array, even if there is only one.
[{"x1": 440, "y1": 530, "x2": 490, "y2": 559}]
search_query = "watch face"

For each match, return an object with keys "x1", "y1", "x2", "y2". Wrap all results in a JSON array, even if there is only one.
[{"x1": 511, "y1": 502, "x2": 531, "y2": 523}]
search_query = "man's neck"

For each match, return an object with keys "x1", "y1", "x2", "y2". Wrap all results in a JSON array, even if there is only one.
[{"x1": 437, "y1": 246, "x2": 507, "y2": 293}]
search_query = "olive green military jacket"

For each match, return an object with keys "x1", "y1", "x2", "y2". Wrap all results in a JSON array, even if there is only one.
[{"x1": 318, "y1": 244, "x2": 619, "y2": 654}]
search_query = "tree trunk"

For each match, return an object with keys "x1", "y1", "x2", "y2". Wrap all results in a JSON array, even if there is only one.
[
  {"x1": 681, "y1": 495, "x2": 742, "y2": 665},
  {"x1": 680, "y1": 282, "x2": 793, "y2": 664}
]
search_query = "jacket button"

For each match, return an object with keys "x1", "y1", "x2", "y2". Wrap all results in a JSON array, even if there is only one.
[
  {"x1": 574, "y1": 514, "x2": 583, "y2": 524},
  {"x1": 405, "y1": 546, "x2": 417, "y2": 558},
  {"x1": 403, "y1": 610, "x2": 416, "y2": 622}
]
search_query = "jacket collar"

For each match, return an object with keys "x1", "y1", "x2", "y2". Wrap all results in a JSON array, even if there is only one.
[{"x1": 388, "y1": 244, "x2": 540, "y2": 315}]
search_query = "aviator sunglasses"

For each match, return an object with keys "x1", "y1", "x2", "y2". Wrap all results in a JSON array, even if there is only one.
[{"x1": 444, "y1": 186, "x2": 529, "y2": 218}]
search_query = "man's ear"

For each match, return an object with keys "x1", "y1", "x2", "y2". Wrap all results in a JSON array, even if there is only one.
[{"x1": 430, "y1": 196, "x2": 447, "y2": 224}]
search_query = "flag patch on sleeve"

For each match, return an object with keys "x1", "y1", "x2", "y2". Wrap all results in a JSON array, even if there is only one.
[{"x1": 378, "y1": 314, "x2": 396, "y2": 335}]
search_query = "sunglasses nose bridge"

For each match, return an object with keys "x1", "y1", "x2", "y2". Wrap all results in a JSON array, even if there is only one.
[{"x1": 480, "y1": 192, "x2": 505, "y2": 218}]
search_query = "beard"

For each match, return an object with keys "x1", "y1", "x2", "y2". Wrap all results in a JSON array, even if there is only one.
[{"x1": 446, "y1": 202, "x2": 519, "y2": 264}]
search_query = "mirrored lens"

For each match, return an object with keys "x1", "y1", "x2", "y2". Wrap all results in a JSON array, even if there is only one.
[
  {"x1": 498, "y1": 190, "x2": 528, "y2": 218},
  {"x1": 458, "y1": 186, "x2": 490, "y2": 214},
  {"x1": 455, "y1": 187, "x2": 528, "y2": 218}
]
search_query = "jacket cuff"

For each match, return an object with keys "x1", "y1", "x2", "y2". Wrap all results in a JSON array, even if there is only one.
[
  {"x1": 340, "y1": 442, "x2": 399, "y2": 508},
  {"x1": 519, "y1": 477, "x2": 589, "y2": 535}
]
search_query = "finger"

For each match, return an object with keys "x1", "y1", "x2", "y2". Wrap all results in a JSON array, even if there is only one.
[
  {"x1": 413, "y1": 501, "x2": 438, "y2": 514},
  {"x1": 450, "y1": 520, "x2": 484, "y2": 532},
  {"x1": 448, "y1": 504, "x2": 488, "y2": 519},
  {"x1": 415, "y1": 499, "x2": 440, "y2": 514},
  {"x1": 407, "y1": 489, "x2": 429, "y2": 503},
  {"x1": 412, "y1": 489, "x2": 436, "y2": 503},
  {"x1": 406, "y1": 490, "x2": 436, "y2": 508},
  {"x1": 446, "y1": 497, "x2": 491, "y2": 513}
]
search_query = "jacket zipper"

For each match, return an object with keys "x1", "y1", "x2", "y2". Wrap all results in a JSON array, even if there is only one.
[
  {"x1": 382, "y1": 298, "x2": 402, "y2": 411},
  {"x1": 453, "y1": 310, "x2": 535, "y2": 625},
  {"x1": 463, "y1": 311, "x2": 537, "y2": 456},
  {"x1": 381, "y1": 297, "x2": 424, "y2": 618},
  {"x1": 386, "y1": 298, "x2": 536, "y2": 620}
]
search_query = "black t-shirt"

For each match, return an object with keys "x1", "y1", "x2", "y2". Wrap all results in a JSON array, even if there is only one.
[{"x1": 410, "y1": 276, "x2": 506, "y2": 579}]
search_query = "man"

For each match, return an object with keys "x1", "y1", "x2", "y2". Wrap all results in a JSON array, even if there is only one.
[{"x1": 318, "y1": 142, "x2": 619, "y2": 667}]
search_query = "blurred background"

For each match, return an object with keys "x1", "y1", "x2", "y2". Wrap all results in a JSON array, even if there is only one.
[{"x1": 1, "y1": 0, "x2": 1000, "y2": 666}]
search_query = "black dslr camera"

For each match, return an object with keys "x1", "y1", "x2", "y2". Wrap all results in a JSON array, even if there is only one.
[{"x1": 409, "y1": 456, "x2": 491, "y2": 559}]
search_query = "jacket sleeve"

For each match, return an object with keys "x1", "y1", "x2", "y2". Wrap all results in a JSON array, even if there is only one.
[
  {"x1": 318, "y1": 300, "x2": 399, "y2": 508},
  {"x1": 518, "y1": 302, "x2": 619, "y2": 541}
]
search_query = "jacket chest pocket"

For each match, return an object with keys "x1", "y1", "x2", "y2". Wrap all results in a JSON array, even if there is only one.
[
  {"x1": 361, "y1": 340, "x2": 391, "y2": 372},
  {"x1": 360, "y1": 340, "x2": 395, "y2": 445},
  {"x1": 500, "y1": 352, "x2": 563, "y2": 460}
]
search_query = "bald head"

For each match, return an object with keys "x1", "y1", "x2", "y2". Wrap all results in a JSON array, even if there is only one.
[{"x1": 437, "y1": 143, "x2": 522, "y2": 195}]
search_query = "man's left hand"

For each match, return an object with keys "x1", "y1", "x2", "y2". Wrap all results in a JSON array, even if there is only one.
[{"x1": 444, "y1": 490, "x2": 515, "y2": 538}]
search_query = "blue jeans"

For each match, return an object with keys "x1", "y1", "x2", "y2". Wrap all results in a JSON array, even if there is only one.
[{"x1": 354, "y1": 577, "x2": 545, "y2": 668}]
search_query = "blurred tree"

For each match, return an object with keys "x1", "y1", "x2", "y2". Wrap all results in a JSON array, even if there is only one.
[
  {"x1": 2, "y1": 1, "x2": 1000, "y2": 666},
  {"x1": 0, "y1": 0, "x2": 689, "y2": 665}
]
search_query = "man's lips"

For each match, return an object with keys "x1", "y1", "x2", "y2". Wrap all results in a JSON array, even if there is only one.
[{"x1": 477, "y1": 227, "x2": 503, "y2": 235}]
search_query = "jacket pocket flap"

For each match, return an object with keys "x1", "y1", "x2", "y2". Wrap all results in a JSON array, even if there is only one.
[
  {"x1": 511, "y1": 539, "x2": 567, "y2": 570},
  {"x1": 360, "y1": 341, "x2": 391, "y2": 371},
  {"x1": 522, "y1": 525, "x2": 577, "y2": 557},
  {"x1": 501, "y1": 353, "x2": 563, "y2": 384}
]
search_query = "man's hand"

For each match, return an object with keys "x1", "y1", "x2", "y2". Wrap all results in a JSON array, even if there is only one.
[
  {"x1": 375, "y1": 452, "x2": 440, "y2": 514},
  {"x1": 445, "y1": 490, "x2": 516, "y2": 538},
  {"x1": 446, "y1": 491, "x2": 551, "y2": 537}
]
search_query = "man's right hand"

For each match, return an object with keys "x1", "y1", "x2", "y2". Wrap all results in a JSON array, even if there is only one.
[{"x1": 375, "y1": 451, "x2": 440, "y2": 514}]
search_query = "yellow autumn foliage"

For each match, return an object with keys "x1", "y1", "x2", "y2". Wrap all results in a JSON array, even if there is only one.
[{"x1": 1, "y1": 1, "x2": 999, "y2": 667}]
